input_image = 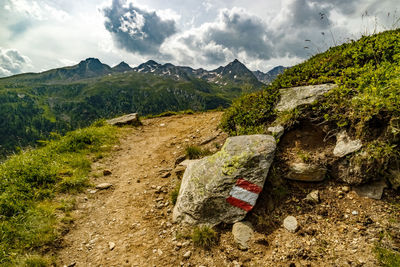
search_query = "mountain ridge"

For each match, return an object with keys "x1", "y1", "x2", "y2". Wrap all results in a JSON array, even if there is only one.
[{"x1": 1, "y1": 58, "x2": 286, "y2": 85}]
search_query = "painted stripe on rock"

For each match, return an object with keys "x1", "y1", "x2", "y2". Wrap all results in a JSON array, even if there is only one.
[
  {"x1": 236, "y1": 178, "x2": 262, "y2": 193},
  {"x1": 226, "y1": 196, "x2": 253, "y2": 212},
  {"x1": 229, "y1": 186, "x2": 259, "y2": 206}
]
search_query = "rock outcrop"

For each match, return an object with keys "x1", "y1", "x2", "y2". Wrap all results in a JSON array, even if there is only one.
[
  {"x1": 276, "y1": 84, "x2": 337, "y2": 112},
  {"x1": 173, "y1": 135, "x2": 276, "y2": 225},
  {"x1": 107, "y1": 113, "x2": 141, "y2": 126}
]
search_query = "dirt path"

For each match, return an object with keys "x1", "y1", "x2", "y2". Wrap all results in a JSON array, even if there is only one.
[
  {"x1": 56, "y1": 111, "x2": 400, "y2": 267},
  {"x1": 56, "y1": 112, "x2": 227, "y2": 266}
]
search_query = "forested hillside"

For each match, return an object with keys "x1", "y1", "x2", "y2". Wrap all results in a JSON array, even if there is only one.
[{"x1": 0, "y1": 59, "x2": 269, "y2": 157}]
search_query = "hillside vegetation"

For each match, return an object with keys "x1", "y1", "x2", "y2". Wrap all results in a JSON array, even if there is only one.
[
  {"x1": 0, "y1": 67, "x2": 264, "y2": 157},
  {"x1": 222, "y1": 28, "x2": 400, "y2": 183},
  {"x1": 0, "y1": 122, "x2": 117, "y2": 266}
]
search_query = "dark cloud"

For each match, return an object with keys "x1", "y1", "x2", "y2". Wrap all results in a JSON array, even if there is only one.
[
  {"x1": 207, "y1": 10, "x2": 273, "y2": 59},
  {"x1": 103, "y1": 0, "x2": 177, "y2": 55},
  {"x1": 286, "y1": 0, "x2": 331, "y2": 28},
  {"x1": 169, "y1": 8, "x2": 273, "y2": 65},
  {"x1": 0, "y1": 48, "x2": 29, "y2": 77}
]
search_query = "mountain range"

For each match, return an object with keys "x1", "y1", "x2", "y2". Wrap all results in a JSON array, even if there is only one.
[
  {"x1": 10, "y1": 57, "x2": 285, "y2": 85},
  {"x1": 0, "y1": 58, "x2": 286, "y2": 156}
]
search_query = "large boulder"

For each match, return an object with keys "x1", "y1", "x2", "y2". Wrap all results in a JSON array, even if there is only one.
[
  {"x1": 276, "y1": 84, "x2": 337, "y2": 112},
  {"x1": 107, "y1": 113, "x2": 141, "y2": 126},
  {"x1": 173, "y1": 135, "x2": 276, "y2": 226}
]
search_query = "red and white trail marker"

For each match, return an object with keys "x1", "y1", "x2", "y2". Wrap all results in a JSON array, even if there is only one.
[{"x1": 226, "y1": 178, "x2": 263, "y2": 212}]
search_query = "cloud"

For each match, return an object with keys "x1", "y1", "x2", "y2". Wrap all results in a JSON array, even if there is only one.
[
  {"x1": 0, "y1": 47, "x2": 30, "y2": 77},
  {"x1": 103, "y1": 0, "x2": 177, "y2": 55},
  {"x1": 160, "y1": 8, "x2": 273, "y2": 67},
  {"x1": 6, "y1": 0, "x2": 70, "y2": 21}
]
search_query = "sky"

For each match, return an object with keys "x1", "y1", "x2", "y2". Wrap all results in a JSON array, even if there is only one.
[{"x1": 0, "y1": 0, "x2": 398, "y2": 77}]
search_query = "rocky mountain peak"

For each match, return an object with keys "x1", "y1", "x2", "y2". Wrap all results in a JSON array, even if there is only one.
[{"x1": 112, "y1": 61, "x2": 132, "y2": 72}]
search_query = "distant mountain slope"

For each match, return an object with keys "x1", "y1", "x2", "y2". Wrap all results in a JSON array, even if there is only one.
[
  {"x1": 253, "y1": 66, "x2": 288, "y2": 84},
  {"x1": 112, "y1": 61, "x2": 133, "y2": 72},
  {"x1": 0, "y1": 57, "x2": 285, "y2": 156}
]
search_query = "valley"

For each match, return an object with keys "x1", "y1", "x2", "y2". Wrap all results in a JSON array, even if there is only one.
[{"x1": 0, "y1": 58, "x2": 284, "y2": 157}]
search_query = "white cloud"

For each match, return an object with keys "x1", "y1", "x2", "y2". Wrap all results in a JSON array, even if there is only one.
[
  {"x1": 0, "y1": 0, "x2": 399, "y2": 74},
  {"x1": 0, "y1": 47, "x2": 31, "y2": 77},
  {"x1": 7, "y1": 0, "x2": 70, "y2": 21}
]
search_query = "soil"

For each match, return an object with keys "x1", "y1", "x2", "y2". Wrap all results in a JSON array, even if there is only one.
[{"x1": 55, "y1": 112, "x2": 400, "y2": 267}]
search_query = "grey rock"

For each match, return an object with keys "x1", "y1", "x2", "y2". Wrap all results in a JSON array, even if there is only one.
[
  {"x1": 173, "y1": 135, "x2": 276, "y2": 225},
  {"x1": 179, "y1": 159, "x2": 200, "y2": 168},
  {"x1": 286, "y1": 162, "x2": 326, "y2": 182},
  {"x1": 108, "y1": 241, "x2": 115, "y2": 250},
  {"x1": 232, "y1": 221, "x2": 254, "y2": 250},
  {"x1": 276, "y1": 84, "x2": 337, "y2": 112},
  {"x1": 354, "y1": 180, "x2": 387, "y2": 200},
  {"x1": 161, "y1": 171, "x2": 171, "y2": 178},
  {"x1": 333, "y1": 131, "x2": 362, "y2": 157},
  {"x1": 175, "y1": 154, "x2": 187, "y2": 165},
  {"x1": 283, "y1": 216, "x2": 298, "y2": 233},
  {"x1": 183, "y1": 251, "x2": 191, "y2": 259},
  {"x1": 267, "y1": 125, "x2": 284, "y2": 140},
  {"x1": 200, "y1": 135, "x2": 218, "y2": 145},
  {"x1": 106, "y1": 113, "x2": 141, "y2": 126},
  {"x1": 95, "y1": 183, "x2": 113, "y2": 190},
  {"x1": 305, "y1": 190, "x2": 320, "y2": 203}
]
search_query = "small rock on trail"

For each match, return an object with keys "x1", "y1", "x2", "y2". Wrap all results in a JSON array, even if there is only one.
[
  {"x1": 283, "y1": 216, "x2": 299, "y2": 233},
  {"x1": 95, "y1": 183, "x2": 113, "y2": 190},
  {"x1": 232, "y1": 221, "x2": 254, "y2": 250}
]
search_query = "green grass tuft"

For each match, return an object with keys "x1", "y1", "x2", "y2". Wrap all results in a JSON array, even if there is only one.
[
  {"x1": 191, "y1": 225, "x2": 218, "y2": 249},
  {"x1": 374, "y1": 244, "x2": 400, "y2": 267},
  {"x1": 170, "y1": 183, "x2": 181, "y2": 206},
  {"x1": 185, "y1": 145, "x2": 212, "y2": 159}
]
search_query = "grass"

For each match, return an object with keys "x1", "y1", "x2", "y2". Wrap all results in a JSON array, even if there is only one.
[
  {"x1": 191, "y1": 226, "x2": 218, "y2": 249},
  {"x1": 170, "y1": 183, "x2": 181, "y2": 205},
  {"x1": 0, "y1": 123, "x2": 117, "y2": 265},
  {"x1": 185, "y1": 145, "x2": 212, "y2": 159},
  {"x1": 374, "y1": 244, "x2": 400, "y2": 267}
]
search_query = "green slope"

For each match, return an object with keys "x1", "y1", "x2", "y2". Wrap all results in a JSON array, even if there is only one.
[
  {"x1": 0, "y1": 66, "x2": 264, "y2": 156},
  {"x1": 221, "y1": 28, "x2": 400, "y2": 187}
]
